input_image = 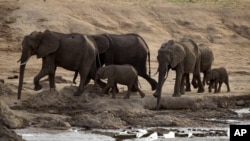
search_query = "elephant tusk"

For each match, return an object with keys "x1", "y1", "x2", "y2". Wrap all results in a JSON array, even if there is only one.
[{"x1": 20, "y1": 61, "x2": 27, "y2": 66}]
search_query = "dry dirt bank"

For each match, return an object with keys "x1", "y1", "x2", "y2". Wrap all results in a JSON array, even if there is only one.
[{"x1": 0, "y1": 0, "x2": 250, "y2": 139}]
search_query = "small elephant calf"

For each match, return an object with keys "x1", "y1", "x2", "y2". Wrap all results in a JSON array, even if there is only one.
[
  {"x1": 206, "y1": 67, "x2": 230, "y2": 93},
  {"x1": 95, "y1": 65, "x2": 145, "y2": 99}
]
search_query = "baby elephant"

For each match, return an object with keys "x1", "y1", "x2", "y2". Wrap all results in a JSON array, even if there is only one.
[
  {"x1": 206, "y1": 67, "x2": 230, "y2": 93},
  {"x1": 95, "y1": 65, "x2": 145, "y2": 99}
]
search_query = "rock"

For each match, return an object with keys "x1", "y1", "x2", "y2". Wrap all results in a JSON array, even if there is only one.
[
  {"x1": 7, "y1": 75, "x2": 18, "y2": 79},
  {"x1": 0, "y1": 123, "x2": 24, "y2": 141},
  {"x1": 0, "y1": 82, "x2": 15, "y2": 96},
  {"x1": 235, "y1": 100, "x2": 245, "y2": 106},
  {"x1": 0, "y1": 102, "x2": 25, "y2": 128},
  {"x1": 0, "y1": 79, "x2": 4, "y2": 84}
]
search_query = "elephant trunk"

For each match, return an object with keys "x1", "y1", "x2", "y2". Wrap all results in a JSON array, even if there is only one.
[
  {"x1": 153, "y1": 66, "x2": 168, "y2": 98},
  {"x1": 153, "y1": 65, "x2": 168, "y2": 110},
  {"x1": 17, "y1": 64, "x2": 26, "y2": 99},
  {"x1": 17, "y1": 47, "x2": 31, "y2": 99}
]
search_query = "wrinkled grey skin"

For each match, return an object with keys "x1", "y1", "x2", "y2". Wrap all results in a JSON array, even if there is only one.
[
  {"x1": 95, "y1": 65, "x2": 145, "y2": 99},
  {"x1": 73, "y1": 33, "x2": 157, "y2": 92},
  {"x1": 153, "y1": 38, "x2": 204, "y2": 109},
  {"x1": 206, "y1": 67, "x2": 230, "y2": 93},
  {"x1": 17, "y1": 30, "x2": 108, "y2": 99},
  {"x1": 185, "y1": 44, "x2": 214, "y2": 91}
]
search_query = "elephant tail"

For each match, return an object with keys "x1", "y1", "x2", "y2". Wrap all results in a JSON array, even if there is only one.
[{"x1": 135, "y1": 34, "x2": 151, "y2": 77}]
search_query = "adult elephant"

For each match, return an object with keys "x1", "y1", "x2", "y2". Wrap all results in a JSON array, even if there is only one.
[
  {"x1": 153, "y1": 38, "x2": 204, "y2": 109},
  {"x1": 185, "y1": 44, "x2": 214, "y2": 91},
  {"x1": 17, "y1": 30, "x2": 107, "y2": 99},
  {"x1": 74, "y1": 33, "x2": 157, "y2": 91}
]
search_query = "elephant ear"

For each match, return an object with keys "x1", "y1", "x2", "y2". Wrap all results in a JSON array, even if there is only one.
[
  {"x1": 92, "y1": 35, "x2": 109, "y2": 54},
  {"x1": 104, "y1": 65, "x2": 115, "y2": 78},
  {"x1": 36, "y1": 30, "x2": 59, "y2": 58},
  {"x1": 170, "y1": 42, "x2": 186, "y2": 68}
]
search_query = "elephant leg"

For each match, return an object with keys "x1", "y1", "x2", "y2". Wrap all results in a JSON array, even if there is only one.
[
  {"x1": 74, "y1": 68, "x2": 91, "y2": 96},
  {"x1": 208, "y1": 83, "x2": 212, "y2": 93},
  {"x1": 191, "y1": 77, "x2": 198, "y2": 89},
  {"x1": 124, "y1": 85, "x2": 132, "y2": 99},
  {"x1": 111, "y1": 85, "x2": 116, "y2": 99},
  {"x1": 173, "y1": 68, "x2": 183, "y2": 97},
  {"x1": 193, "y1": 72, "x2": 204, "y2": 93},
  {"x1": 34, "y1": 71, "x2": 47, "y2": 91},
  {"x1": 214, "y1": 81, "x2": 218, "y2": 93},
  {"x1": 139, "y1": 72, "x2": 157, "y2": 91},
  {"x1": 218, "y1": 82, "x2": 222, "y2": 93},
  {"x1": 111, "y1": 83, "x2": 119, "y2": 93},
  {"x1": 102, "y1": 84, "x2": 111, "y2": 95},
  {"x1": 225, "y1": 81, "x2": 230, "y2": 92},
  {"x1": 134, "y1": 80, "x2": 145, "y2": 98},
  {"x1": 34, "y1": 57, "x2": 55, "y2": 91},
  {"x1": 185, "y1": 73, "x2": 191, "y2": 92},
  {"x1": 48, "y1": 73, "x2": 56, "y2": 89},
  {"x1": 202, "y1": 72, "x2": 206, "y2": 86},
  {"x1": 180, "y1": 73, "x2": 186, "y2": 95}
]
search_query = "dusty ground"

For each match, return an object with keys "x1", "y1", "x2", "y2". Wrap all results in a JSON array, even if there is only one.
[{"x1": 1, "y1": 0, "x2": 250, "y2": 140}]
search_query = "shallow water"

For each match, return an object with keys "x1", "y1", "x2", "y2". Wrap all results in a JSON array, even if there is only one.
[
  {"x1": 16, "y1": 127, "x2": 229, "y2": 141},
  {"x1": 15, "y1": 127, "x2": 115, "y2": 141},
  {"x1": 15, "y1": 108, "x2": 250, "y2": 141}
]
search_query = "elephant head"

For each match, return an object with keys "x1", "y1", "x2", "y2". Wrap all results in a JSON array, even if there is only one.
[
  {"x1": 206, "y1": 70, "x2": 216, "y2": 85},
  {"x1": 17, "y1": 30, "x2": 59, "y2": 99},
  {"x1": 154, "y1": 40, "x2": 186, "y2": 96},
  {"x1": 95, "y1": 66, "x2": 115, "y2": 81}
]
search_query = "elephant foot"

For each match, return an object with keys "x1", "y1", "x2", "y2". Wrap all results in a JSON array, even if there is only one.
[
  {"x1": 124, "y1": 95, "x2": 130, "y2": 99},
  {"x1": 34, "y1": 84, "x2": 42, "y2": 91},
  {"x1": 172, "y1": 93, "x2": 181, "y2": 97},
  {"x1": 73, "y1": 90, "x2": 83, "y2": 96},
  {"x1": 185, "y1": 87, "x2": 191, "y2": 92},
  {"x1": 192, "y1": 81, "x2": 198, "y2": 89},
  {"x1": 153, "y1": 92, "x2": 158, "y2": 98},
  {"x1": 140, "y1": 93, "x2": 145, "y2": 98},
  {"x1": 151, "y1": 81, "x2": 157, "y2": 91},
  {"x1": 197, "y1": 87, "x2": 205, "y2": 93},
  {"x1": 49, "y1": 88, "x2": 58, "y2": 95}
]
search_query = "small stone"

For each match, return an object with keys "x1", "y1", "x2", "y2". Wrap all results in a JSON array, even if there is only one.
[{"x1": 235, "y1": 100, "x2": 245, "y2": 106}]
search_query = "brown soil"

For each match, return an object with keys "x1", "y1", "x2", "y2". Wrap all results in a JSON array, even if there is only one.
[{"x1": 1, "y1": 0, "x2": 250, "y2": 139}]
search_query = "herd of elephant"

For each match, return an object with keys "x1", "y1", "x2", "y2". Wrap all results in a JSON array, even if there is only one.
[{"x1": 17, "y1": 30, "x2": 230, "y2": 109}]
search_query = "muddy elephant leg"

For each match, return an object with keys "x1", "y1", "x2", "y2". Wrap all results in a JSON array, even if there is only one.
[{"x1": 185, "y1": 73, "x2": 191, "y2": 92}]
